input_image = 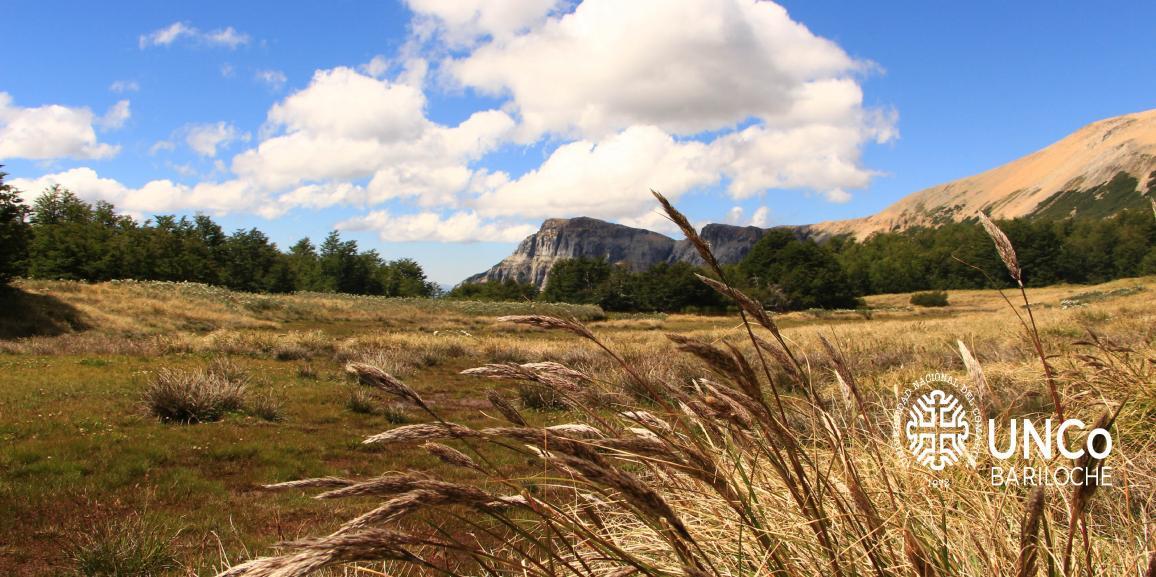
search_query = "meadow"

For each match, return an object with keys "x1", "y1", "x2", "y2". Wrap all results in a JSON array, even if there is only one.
[{"x1": 0, "y1": 266, "x2": 1152, "y2": 575}]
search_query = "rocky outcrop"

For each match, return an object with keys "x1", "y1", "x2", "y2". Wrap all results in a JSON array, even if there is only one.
[
  {"x1": 467, "y1": 217, "x2": 677, "y2": 287},
  {"x1": 671, "y1": 223, "x2": 770, "y2": 266}
]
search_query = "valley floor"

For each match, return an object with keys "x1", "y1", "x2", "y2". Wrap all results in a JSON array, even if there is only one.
[{"x1": 0, "y1": 277, "x2": 1152, "y2": 575}]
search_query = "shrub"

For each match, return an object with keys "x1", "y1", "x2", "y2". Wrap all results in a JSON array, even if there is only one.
[
  {"x1": 247, "y1": 390, "x2": 284, "y2": 422},
  {"x1": 68, "y1": 515, "x2": 179, "y2": 577},
  {"x1": 910, "y1": 290, "x2": 949, "y2": 307},
  {"x1": 144, "y1": 368, "x2": 245, "y2": 423},
  {"x1": 346, "y1": 389, "x2": 378, "y2": 415},
  {"x1": 517, "y1": 382, "x2": 569, "y2": 411}
]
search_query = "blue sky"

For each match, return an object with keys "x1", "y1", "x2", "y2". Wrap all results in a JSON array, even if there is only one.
[{"x1": 2, "y1": 1, "x2": 1154, "y2": 285}]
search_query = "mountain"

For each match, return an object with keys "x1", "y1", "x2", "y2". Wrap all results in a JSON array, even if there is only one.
[
  {"x1": 467, "y1": 109, "x2": 1156, "y2": 287},
  {"x1": 466, "y1": 217, "x2": 677, "y2": 287},
  {"x1": 806, "y1": 108, "x2": 1156, "y2": 238}
]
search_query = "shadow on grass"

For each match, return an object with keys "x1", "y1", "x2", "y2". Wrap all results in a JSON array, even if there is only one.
[{"x1": 0, "y1": 285, "x2": 90, "y2": 339}]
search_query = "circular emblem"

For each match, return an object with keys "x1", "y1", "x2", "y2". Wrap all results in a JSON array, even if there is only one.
[{"x1": 895, "y1": 373, "x2": 980, "y2": 472}]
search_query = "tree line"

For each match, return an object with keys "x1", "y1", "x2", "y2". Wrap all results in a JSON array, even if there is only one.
[
  {"x1": 4, "y1": 167, "x2": 1152, "y2": 309},
  {"x1": 453, "y1": 207, "x2": 1156, "y2": 312},
  {"x1": 0, "y1": 169, "x2": 438, "y2": 297}
]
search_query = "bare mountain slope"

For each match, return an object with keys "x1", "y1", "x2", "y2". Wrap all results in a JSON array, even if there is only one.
[{"x1": 808, "y1": 108, "x2": 1156, "y2": 238}]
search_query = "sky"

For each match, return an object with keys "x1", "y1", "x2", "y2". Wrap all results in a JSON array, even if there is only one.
[{"x1": 2, "y1": 1, "x2": 1154, "y2": 286}]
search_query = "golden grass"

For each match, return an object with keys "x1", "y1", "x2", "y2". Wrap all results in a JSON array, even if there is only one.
[
  {"x1": 200, "y1": 198, "x2": 1153, "y2": 577},
  {"x1": 1, "y1": 269, "x2": 1152, "y2": 575}
]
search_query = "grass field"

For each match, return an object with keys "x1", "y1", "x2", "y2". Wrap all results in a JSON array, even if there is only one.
[{"x1": 0, "y1": 276, "x2": 1152, "y2": 576}]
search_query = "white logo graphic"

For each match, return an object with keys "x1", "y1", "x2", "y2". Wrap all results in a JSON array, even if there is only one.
[{"x1": 905, "y1": 389, "x2": 971, "y2": 471}]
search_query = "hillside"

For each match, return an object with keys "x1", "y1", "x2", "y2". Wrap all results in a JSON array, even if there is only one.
[{"x1": 808, "y1": 108, "x2": 1156, "y2": 238}]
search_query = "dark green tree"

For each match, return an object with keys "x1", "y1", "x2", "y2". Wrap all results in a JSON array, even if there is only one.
[{"x1": 0, "y1": 168, "x2": 31, "y2": 284}]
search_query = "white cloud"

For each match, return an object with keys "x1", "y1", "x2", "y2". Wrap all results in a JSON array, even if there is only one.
[
  {"x1": 109, "y1": 80, "x2": 140, "y2": 93},
  {"x1": 149, "y1": 140, "x2": 176, "y2": 155},
  {"x1": 10, "y1": 167, "x2": 268, "y2": 217},
  {"x1": 233, "y1": 67, "x2": 514, "y2": 202},
  {"x1": 360, "y1": 55, "x2": 391, "y2": 78},
  {"x1": 406, "y1": 0, "x2": 560, "y2": 46},
  {"x1": 205, "y1": 27, "x2": 250, "y2": 49},
  {"x1": 185, "y1": 122, "x2": 246, "y2": 157},
  {"x1": 441, "y1": 0, "x2": 894, "y2": 205},
  {"x1": 749, "y1": 206, "x2": 769, "y2": 227},
  {"x1": 338, "y1": 209, "x2": 538, "y2": 242},
  {"x1": 473, "y1": 125, "x2": 719, "y2": 219},
  {"x1": 139, "y1": 22, "x2": 251, "y2": 49},
  {"x1": 255, "y1": 69, "x2": 287, "y2": 91},
  {"x1": 449, "y1": 0, "x2": 860, "y2": 140},
  {"x1": 97, "y1": 100, "x2": 131, "y2": 130},
  {"x1": 725, "y1": 206, "x2": 743, "y2": 225},
  {"x1": 0, "y1": 93, "x2": 121, "y2": 160}
]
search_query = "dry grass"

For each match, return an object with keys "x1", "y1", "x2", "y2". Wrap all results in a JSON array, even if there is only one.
[
  {"x1": 1, "y1": 216, "x2": 1153, "y2": 575},
  {"x1": 210, "y1": 198, "x2": 1153, "y2": 577}
]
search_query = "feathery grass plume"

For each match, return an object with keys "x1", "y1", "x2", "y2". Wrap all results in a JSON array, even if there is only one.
[
  {"x1": 695, "y1": 273, "x2": 781, "y2": 337},
  {"x1": 362, "y1": 422, "x2": 477, "y2": 445},
  {"x1": 1064, "y1": 407, "x2": 1122, "y2": 574},
  {"x1": 665, "y1": 333, "x2": 744, "y2": 383},
  {"x1": 262, "y1": 477, "x2": 355, "y2": 491},
  {"x1": 422, "y1": 442, "x2": 484, "y2": 472},
  {"x1": 496, "y1": 314, "x2": 596, "y2": 341},
  {"x1": 978, "y1": 212, "x2": 1022, "y2": 284},
  {"x1": 485, "y1": 389, "x2": 527, "y2": 426},
  {"x1": 1016, "y1": 486, "x2": 1046, "y2": 577},
  {"x1": 345, "y1": 362, "x2": 427, "y2": 410},
  {"x1": 957, "y1": 340, "x2": 992, "y2": 413},
  {"x1": 545, "y1": 423, "x2": 604, "y2": 439},
  {"x1": 217, "y1": 528, "x2": 449, "y2": 577},
  {"x1": 819, "y1": 335, "x2": 872, "y2": 434},
  {"x1": 652, "y1": 190, "x2": 722, "y2": 277}
]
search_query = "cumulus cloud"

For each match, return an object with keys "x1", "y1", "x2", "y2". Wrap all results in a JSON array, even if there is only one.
[
  {"x1": 233, "y1": 66, "x2": 514, "y2": 204},
  {"x1": 9, "y1": 167, "x2": 271, "y2": 217},
  {"x1": 338, "y1": 209, "x2": 538, "y2": 242},
  {"x1": 444, "y1": 0, "x2": 895, "y2": 204},
  {"x1": 139, "y1": 22, "x2": 251, "y2": 49},
  {"x1": 450, "y1": 0, "x2": 858, "y2": 138},
  {"x1": 473, "y1": 125, "x2": 718, "y2": 219},
  {"x1": 406, "y1": 0, "x2": 560, "y2": 46},
  {"x1": 0, "y1": 93, "x2": 121, "y2": 160},
  {"x1": 255, "y1": 69, "x2": 288, "y2": 91},
  {"x1": 185, "y1": 121, "x2": 247, "y2": 157}
]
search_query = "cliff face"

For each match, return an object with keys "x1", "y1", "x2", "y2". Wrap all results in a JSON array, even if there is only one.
[
  {"x1": 672, "y1": 223, "x2": 770, "y2": 266},
  {"x1": 468, "y1": 217, "x2": 678, "y2": 287}
]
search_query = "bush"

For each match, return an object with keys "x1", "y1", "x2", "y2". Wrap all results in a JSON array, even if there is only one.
[
  {"x1": 910, "y1": 290, "x2": 950, "y2": 307},
  {"x1": 247, "y1": 390, "x2": 284, "y2": 422},
  {"x1": 517, "y1": 382, "x2": 569, "y2": 411},
  {"x1": 145, "y1": 368, "x2": 246, "y2": 423},
  {"x1": 346, "y1": 389, "x2": 378, "y2": 415},
  {"x1": 68, "y1": 515, "x2": 178, "y2": 577}
]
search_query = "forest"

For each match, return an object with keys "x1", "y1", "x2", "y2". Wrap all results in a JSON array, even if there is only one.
[
  {"x1": 3, "y1": 168, "x2": 1154, "y2": 311},
  {"x1": 0, "y1": 170, "x2": 438, "y2": 297},
  {"x1": 454, "y1": 207, "x2": 1156, "y2": 311}
]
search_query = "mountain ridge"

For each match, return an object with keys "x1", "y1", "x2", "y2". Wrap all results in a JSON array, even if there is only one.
[{"x1": 466, "y1": 109, "x2": 1156, "y2": 287}]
